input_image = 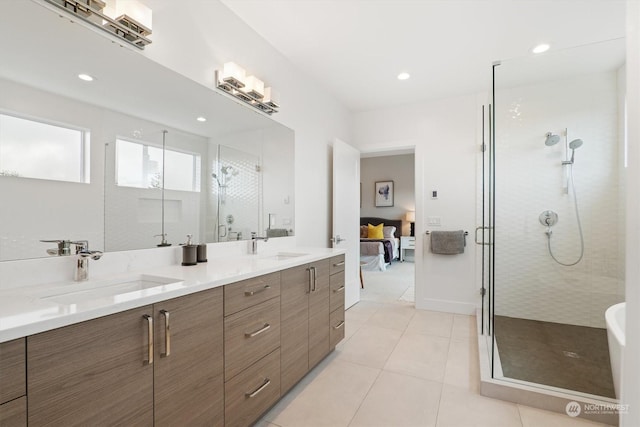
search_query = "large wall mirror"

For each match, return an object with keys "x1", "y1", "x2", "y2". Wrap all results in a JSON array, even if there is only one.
[{"x1": 0, "y1": 0, "x2": 294, "y2": 261}]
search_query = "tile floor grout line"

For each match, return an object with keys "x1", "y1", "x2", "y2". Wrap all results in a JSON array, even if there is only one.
[{"x1": 344, "y1": 366, "x2": 385, "y2": 427}]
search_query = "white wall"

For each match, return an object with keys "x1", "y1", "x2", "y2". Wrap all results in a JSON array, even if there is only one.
[
  {"x1": 354, "y1": 95, "x2": 480, "y2": 314},
  {"x1": 141, "y1": 1, "x2": 352, "y2": 248},
  {"x1": 360, "y1": 154, "x2": 415, "y2": 236},
  {"x1": 493, "y1": 71, "x2": 624, "y2": 328}
]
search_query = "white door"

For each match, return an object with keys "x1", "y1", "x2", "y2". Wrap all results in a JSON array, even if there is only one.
[{"x1": 332, "y1": 138, "x2": 360, "y2": 308}]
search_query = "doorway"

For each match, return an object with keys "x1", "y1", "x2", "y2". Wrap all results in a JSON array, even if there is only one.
[{"x1": 359, "y1": 151, "x2": 415, "y2": 304}]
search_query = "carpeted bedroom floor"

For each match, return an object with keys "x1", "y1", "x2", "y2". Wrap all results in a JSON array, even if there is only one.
[{"x1": 360, "y1": 260, "x2": 415, "y2": 303}]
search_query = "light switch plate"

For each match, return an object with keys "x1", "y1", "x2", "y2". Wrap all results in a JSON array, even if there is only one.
[{"x1": 427, "y1": 216, "x2": 441, "y2": 226}]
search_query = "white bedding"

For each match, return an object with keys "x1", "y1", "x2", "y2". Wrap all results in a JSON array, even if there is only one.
[{"x1": 359, "y1": 237, "x2": 399, "y2": 271}]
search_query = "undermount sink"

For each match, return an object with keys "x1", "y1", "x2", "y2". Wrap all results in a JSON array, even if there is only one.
[
  {"x1": 265, "y1": 252, "x2": 308, "y2": 261},
  {"x1": 41, "y1": 274, "x2": 185, "y2": 306}
]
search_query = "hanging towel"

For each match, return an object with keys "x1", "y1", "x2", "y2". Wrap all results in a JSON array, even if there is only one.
[{"x1": 430, "y1": 230, "x2": 465, "y2": 255}]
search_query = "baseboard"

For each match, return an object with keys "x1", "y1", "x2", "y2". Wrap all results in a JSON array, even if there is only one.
[{"x1": 415, "y1": 298, "x2": 477, "y2": 315}]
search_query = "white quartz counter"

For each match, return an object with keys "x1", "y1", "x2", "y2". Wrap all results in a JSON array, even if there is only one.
[{"x1": 0, "y1": 247, "x2": 345, "y2": 343}]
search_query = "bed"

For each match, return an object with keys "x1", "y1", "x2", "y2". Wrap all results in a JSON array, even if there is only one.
[{"x1": 360, "y1": 217, "x2": 402, "y2": 271}]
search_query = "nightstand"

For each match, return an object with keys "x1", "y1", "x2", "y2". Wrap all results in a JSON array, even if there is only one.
[{"x1": 400, "y1": 236, "x2": 415, "y2": 262}]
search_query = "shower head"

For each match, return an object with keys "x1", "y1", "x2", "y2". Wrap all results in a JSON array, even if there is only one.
[
  {"x1": 568, "y1": 139, "x2": 584, "y2": 164},
  {"x1": 545, "y1": 132, "x2": 561, "y2": 146},
  {"x1": 569, "y1": 139, "x2": 583, "y2": 150}
]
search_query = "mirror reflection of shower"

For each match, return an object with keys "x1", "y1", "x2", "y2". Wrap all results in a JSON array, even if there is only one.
[
  {"x1": 212, "y1": 165, "x2": 240, "y2": 204},
  {"x1": 542, "y1": 129, "x2": 584, "y2": 266}
]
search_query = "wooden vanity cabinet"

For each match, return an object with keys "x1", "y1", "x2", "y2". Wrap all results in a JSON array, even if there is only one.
[
  {"x1": 27, "y1": 287, "x2": 224, "y2": 427},
  {"x1": 153, "y1": 287, "x2": 224, "y2": 427},
  {"x1": 27, "y1": 305, "x2": 155, "y2": 426},
  {"x1": 223, "y1": 273, "x2": 282, "y2": 427},
  {"x1": 280, "y1": 258, "x2": 331, "y2": 394},
  {"x1": 0, "y1": 339, "x2": 26, "y2": 427}
]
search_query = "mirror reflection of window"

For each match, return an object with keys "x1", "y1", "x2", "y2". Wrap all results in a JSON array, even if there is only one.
[
  {"x1": 115, "y1": 139, "x2": 201, "y2": 192},
  {"x1": 0, "y1": 113, "x2": 89, "y2": 183}
]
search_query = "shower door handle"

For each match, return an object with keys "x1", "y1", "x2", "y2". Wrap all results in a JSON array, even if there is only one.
[{"x1": 475, "y1": 227, "x2": 492, "y2": 246}]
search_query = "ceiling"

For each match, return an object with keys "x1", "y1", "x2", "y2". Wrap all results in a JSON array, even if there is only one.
[{"x1": 220, "y1": 0, "x2": 626, "y2": 112}]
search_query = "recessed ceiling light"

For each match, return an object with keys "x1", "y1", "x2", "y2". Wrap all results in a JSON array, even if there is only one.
[
  {"x1": 532, "y1": 44, "x2": 550, "y2": 54},
  {"x1": 78, "y1": 73, "x2": 94, "y2": 82},
  {"x1": 397, "y1": 72, "x2": 410, "y2": 81},
  {"x1": 196, "y1": 116, "x2": 207, "y2": 122}
]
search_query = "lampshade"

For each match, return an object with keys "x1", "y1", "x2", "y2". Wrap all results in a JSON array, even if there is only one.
[
  {"x1": 263, "y1": 87, "x2": 280, "y2": 108},
  {"x1": 244, "y1": 75, "x2": 265, "y2": 100},
  {"x1": 105, "y1": 0, "x2": 153, "y2": 31},
  {"x1": 221, "y1": 62, "x2": 246, "y2": 89},
  {"x1": 406, "y1": 211, "x2": 415, "y2": 222}
]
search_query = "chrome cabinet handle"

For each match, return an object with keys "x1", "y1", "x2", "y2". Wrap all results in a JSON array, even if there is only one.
[
  {"x1": 333, "y1": 261, "x2": 345, "y2": 267},
  {"x1": 160, "y1": 309, "x2": 171, "y2": 357},
  {"x1": 307, "y1": 267, "x2": 313, "y2": 293},
  {"x1": 245, "y1": 378, "x2": 271, "y2": 398},
  {"x1": 334, "y1": 285, "x2": 345, "y2": 293},
  {"x1": 143, "y1": 314, "x2": 153, "y2": 365},
  {"x1": 245, "y1": 323, "x2": 270, "y2": 338},
  {"x1": 244, "y1": 284, "x2": 270, "y2": 296},
  {"x1": 333, "y1": 320, "x2": 345, "y2": 330},
  {"x1": 311, "y1": 266, "x2": 317, "y2": 292}
]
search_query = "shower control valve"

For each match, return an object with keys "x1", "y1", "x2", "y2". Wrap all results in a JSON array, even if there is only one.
[{"x1": 539, "y1": 210, "x2": 558, "y2": 227}]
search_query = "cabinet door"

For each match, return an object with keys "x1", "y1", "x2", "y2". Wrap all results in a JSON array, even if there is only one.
[
  {"x1": 0, "y1": 397, "x2": 26, "y2": 427},
  {"x1": 0, "y1": 338, "x2": 25, "y2": 404},
  {"x1": 309, "y1": 259, "x2": 331, "y2": 368},
  {"x1": 154, "y1": 287, "x2": 224, "y2": 427},
  {"x1": 280, "y1": 264, "x2": 310, "y2": 393},
  {"x1": 27, "y1": 306, "x2": 154, "y2": 426}
]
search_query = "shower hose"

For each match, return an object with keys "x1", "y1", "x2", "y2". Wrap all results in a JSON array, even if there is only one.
[{"x1": 547, "y1": 165, "x2": 584, "y2": 266}]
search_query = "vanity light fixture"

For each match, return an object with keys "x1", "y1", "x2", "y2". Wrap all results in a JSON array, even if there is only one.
[
  {"x1": 532, "y1": 43, "x2": 550, "y2": 54},
  {"x1": 78, "y1": 73, "x2": 95, "y2": 82},
  {"x1": 397, "y1": 72, "x2": 411, "y2": 80},
  {"x1": 215, "y1": 62, "x2": 279, "y2": 115},
  {"x1": 196, "y1": 116, "x2": 207, "y2": 122},
  {"x1": 42, "y1": 0, "x2": 152, "y2": 49}
]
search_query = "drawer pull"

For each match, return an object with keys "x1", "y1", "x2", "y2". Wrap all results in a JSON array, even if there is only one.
[
  {"x1": 160, "y1": 309, "x2": 171, "y2": 357},
  {"x1": 143, "y1": 314, "x2": 153, "y2": 365},
  {"x1": 334, "y1": 285, "x2": 345, "y2": 293},
  {"x1": 245, "y1": 323, "x2": 271, "y2": 338},
  {"x1": 333, "y1": 261, "x2": 345, "y2": 267},
  {"x1": 333, "y1": 320, "x2": 345, "y2": 330},
  {"x1": 245, "y1": 284, "x2": 271, "y2": 296},
  {"x1": 245, "y1": 378, "x2": 271, "y2": 398}
]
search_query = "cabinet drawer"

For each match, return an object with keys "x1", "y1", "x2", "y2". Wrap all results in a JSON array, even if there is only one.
[
  {"x1": 329, "y1": 254, "x2": 345, "y2": 275},
  {"x1": 224, "y1": 272, "x2": 281, "y2": 316},
  {"x1": 330, "y1": 308, "x2": 345, "y2": 349},
  {"x1": 329, "y1": 272, "x2": 345, "y2": 313},
  {"x1": 225, "y1": 349, "x2": 281, "y2": 427},
  {"x1": 224, "y1": 297, "x2": 281, "y2": 381},
  {"x1": 0, "y1": 396, "x2": 26, "y2": 427},
  {"x1": 0, "y1": 339, "x2": 25, "y2": 405}
]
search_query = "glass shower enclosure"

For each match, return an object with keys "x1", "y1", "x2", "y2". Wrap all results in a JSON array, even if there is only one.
[{"x1": 480, "y1": 38, "x2": 626, "y2": 402}]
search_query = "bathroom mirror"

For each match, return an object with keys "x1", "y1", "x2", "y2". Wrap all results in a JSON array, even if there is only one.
[{"x1": 0, "y1": 0, "x2": 294, "y2": 261}]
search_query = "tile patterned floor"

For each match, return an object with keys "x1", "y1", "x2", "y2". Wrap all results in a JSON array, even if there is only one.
[{"x1": 257, "y1": 264, "x2": 612, "y2": 427}]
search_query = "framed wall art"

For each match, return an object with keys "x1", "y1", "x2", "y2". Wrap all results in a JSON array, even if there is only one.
[{"x1": 375, "y1": 180, "x2": 394, "y2": 207}]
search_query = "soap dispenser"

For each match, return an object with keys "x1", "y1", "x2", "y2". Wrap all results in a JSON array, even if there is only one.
[{"x1": 181, "y1": 234, "x2": 198, "y2": 266}]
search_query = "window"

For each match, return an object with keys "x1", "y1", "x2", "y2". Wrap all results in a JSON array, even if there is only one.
[
  {"x1": 115, "y1": 139, "x2": 201, "y2": 192},
  {"x1": 0, "y1": 113, "x2": 89, "y2": 183}
]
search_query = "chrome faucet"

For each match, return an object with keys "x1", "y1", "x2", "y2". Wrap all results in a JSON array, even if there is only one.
[
  {"x1": 72, "y1": 240, "x2": 103, "y2": 281},
  {"x1": 41, "y1": 239, "x2": 73, "y2": 256},
  {"x1": 250, "y1": 233, "x2": 269, "y2": 254}
]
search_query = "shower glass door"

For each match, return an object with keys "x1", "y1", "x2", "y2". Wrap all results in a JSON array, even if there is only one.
[{"x1": 490, "y1": 38, "x2": 625, "y2": 399}]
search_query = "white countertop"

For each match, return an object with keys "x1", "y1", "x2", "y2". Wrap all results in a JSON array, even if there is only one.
[{"x1": 0, "y1": 247, "x2": 344, "y2": 343}]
